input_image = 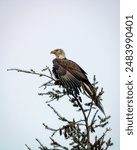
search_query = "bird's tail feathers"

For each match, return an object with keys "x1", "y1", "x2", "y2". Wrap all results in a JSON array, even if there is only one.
[
  {"x1": 81, "y1": 82, "x2": 105, "y2": 115},
  {"x1": 95, "y1": 99, "x2": 105, "y2": 115}
]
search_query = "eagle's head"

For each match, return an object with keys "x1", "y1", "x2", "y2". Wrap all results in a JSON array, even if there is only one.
[{"x1": 50, "y1": 49, "x2": 66, "y2": 59}]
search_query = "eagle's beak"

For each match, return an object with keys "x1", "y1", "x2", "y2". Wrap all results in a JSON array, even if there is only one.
[{"x1": 50, "y1": 50, "x2": 55, "y2": 54}]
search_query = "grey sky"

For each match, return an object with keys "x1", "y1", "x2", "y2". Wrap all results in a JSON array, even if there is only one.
[{"x1": 0, "y1": 0, "x2": 119, "y2": 149}]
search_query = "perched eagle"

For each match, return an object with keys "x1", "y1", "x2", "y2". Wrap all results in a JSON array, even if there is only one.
[{"x1": 50, "y1": 48, "x2": 105, "y2": 115}]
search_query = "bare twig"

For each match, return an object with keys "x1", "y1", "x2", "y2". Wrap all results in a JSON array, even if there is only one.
[
  {"x1": 50, "y1": 138, "x2": 69, "y2": 150},
  {"x1": 7, "y1": 68, "x2": 55, "y2": 81},
  {"x1": 42, "y1": 66, "x2": 53, "y2": 78},
  {"x1": 47, "y1": 104, "x2": 69, "y2": 123},
  {"x1": 25, "y1": 144, "x2": 33, "y2": 150},
  {"x1": 35, "y1": 138, "x2": 48, "y2": 150},
  {"x1": 86, "y1": 102, "x2": 94, "y2": 120}
]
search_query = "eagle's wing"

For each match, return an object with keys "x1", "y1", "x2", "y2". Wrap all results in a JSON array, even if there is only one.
[
  {"x1": 53, "y1": 58, "x2": 88, "y2": 80},
  {"x1": 53, "y1": 58, "x2": 88, "y2": 95}
]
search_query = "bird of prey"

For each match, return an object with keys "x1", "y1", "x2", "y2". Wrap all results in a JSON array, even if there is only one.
[{"x1": 50, "y1": 48, "x2": 105, "y2": 115}]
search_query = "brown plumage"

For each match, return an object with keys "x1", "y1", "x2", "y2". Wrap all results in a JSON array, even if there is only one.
[{"x1": 50, "y1": 48, "x2": 105, "y2": 115}]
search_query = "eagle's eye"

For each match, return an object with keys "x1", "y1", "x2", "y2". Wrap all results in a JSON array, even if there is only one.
[
  {"x1": 56, "y1": 49, "x2": 61, "y2": 54},
  {"x1": 54, "y1": 49, "x2": 58, "y2": 52}
]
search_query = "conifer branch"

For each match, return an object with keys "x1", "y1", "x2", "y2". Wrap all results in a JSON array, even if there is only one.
[{"x1": 8, "y1": 67, "x2": 113, "y2": 150}]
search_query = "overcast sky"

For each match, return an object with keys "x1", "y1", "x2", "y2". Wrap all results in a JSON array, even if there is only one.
[{"x1": 0, "y1": 0, "x2": 119, "y2": 149}]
